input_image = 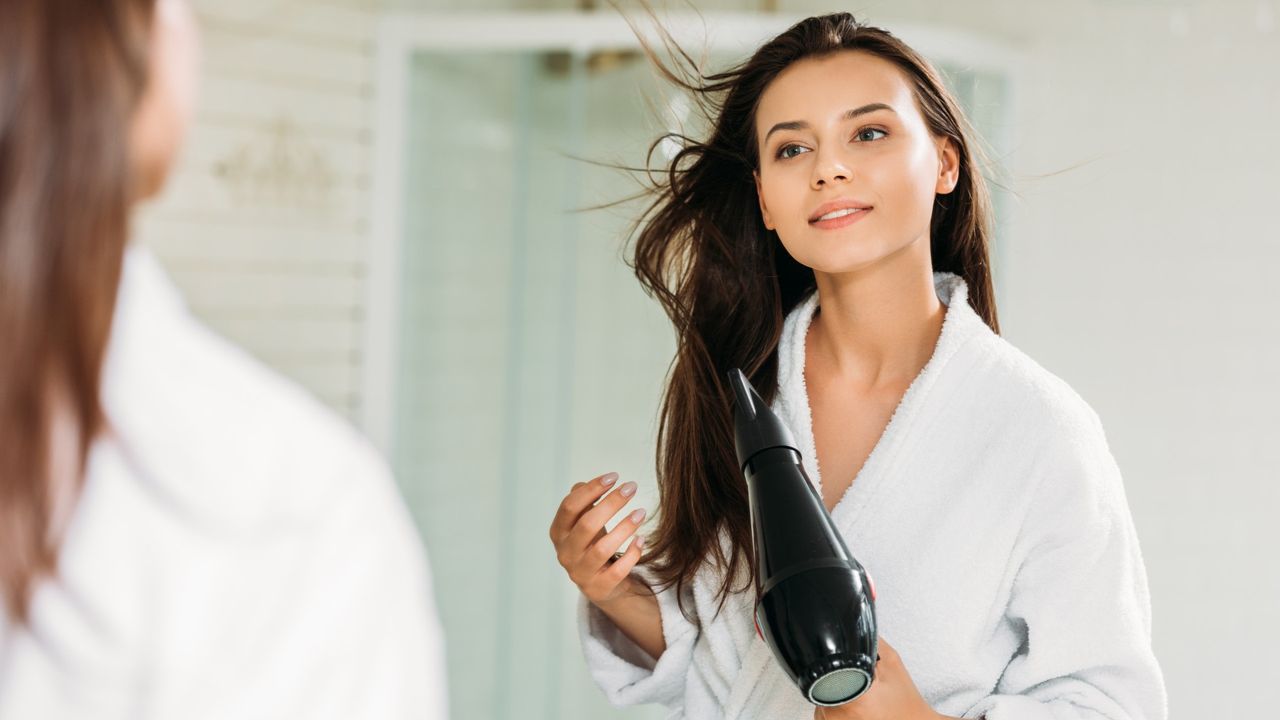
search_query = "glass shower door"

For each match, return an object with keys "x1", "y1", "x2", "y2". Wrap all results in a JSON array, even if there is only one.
[{"x1": 393, "y1": 49, "x2": 680, "y2": 720}]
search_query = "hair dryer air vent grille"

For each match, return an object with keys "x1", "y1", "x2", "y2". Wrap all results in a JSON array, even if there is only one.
[{"x1": 809, "y1": 668, "x2": 870, "y2": 705}]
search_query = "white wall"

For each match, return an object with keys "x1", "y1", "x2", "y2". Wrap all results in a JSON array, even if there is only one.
[{"x1": 135, "y1": 0, "x2": 377, "y2": 421}]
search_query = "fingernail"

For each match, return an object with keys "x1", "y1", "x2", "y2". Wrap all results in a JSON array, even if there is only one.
[
  {"x1": 635, "y1": 535, "x2": 646, "y2": 549},
  {"x1": 629, "y1": 508, "x2": 646, "y2": 523},
  {"x1": 619, "y1": 482, "x2": 637, "y2": 497},
  {"x1": 602, "y1": 473, "x2": 618, "y2": 487}
]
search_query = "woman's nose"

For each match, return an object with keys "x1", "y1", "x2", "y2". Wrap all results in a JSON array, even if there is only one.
[{"x1": 810, "y1": 150, "x2": 852, "y2": 188}]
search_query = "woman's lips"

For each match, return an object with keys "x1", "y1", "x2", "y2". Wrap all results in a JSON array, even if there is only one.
[{"x1": 809, "y1": 207, "x2": 871, "y2": 230}]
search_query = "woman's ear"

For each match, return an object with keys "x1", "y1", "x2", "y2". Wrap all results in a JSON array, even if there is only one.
[
  {"x1": 754, "y1": 170, "x2": 775, "y2": 229},
  {"x1": 129, "y1": 0, "x2": 200, "y2": 202},
  {"x1": 934, "y1": 136, "x2": 960, "y2": 195}
]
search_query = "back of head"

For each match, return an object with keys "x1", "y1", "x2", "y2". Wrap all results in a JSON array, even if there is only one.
[{"x1": 0, "y1": 0, "x2": 155, "y2": 624}]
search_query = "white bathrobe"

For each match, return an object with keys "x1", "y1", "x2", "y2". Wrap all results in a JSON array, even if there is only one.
[
  {"x1": 0, "y1": 248, "x2": 448, "y2": 719},
  {"x1": 578, "y1": 272, "x2": 1168, "y2": 720}
]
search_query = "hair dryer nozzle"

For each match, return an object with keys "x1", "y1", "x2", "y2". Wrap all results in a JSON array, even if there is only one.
[
  {"x1": 729, "y1": 368, "x2": 758, "y2": 421},
  {"x1": 728, "y1": 368, "x2": 799, "y2": 471}
]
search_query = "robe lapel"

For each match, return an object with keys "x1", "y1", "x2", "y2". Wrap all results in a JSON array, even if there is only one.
[{"x1": 721, "y1": 632, "x2": 773, "y2": 720}]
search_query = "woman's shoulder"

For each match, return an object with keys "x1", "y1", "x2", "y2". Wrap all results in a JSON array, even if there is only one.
[
  {"x1": 960, "y1": 320, "x2": 1107, "y2": 445},
  {"x1": 910, "y1": 270, "x2": 1105, "y2": 446},
  {"x1": 100, "y1": 248, "x2": 399, "y2": 532}
]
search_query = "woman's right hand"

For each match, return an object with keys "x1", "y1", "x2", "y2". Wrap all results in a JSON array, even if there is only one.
[{"x1": 549, "y1": 472, "x2": 647, "y2": 607}]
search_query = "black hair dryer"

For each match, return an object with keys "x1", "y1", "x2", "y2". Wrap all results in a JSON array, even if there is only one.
[{"x1": 728, "y1": 368, "x2": 879, "y2": 706}]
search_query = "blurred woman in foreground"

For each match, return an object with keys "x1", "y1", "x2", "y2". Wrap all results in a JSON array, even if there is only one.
[{"x1": 0, "y1": 1, "x2": 447, "y2": 717}]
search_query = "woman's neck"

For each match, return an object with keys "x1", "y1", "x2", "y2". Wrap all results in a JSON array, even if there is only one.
[{"x1": 808, "y1": 252, "x2": 945, "y2": 389}]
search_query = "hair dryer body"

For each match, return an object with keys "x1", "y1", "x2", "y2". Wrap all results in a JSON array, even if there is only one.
[{"x1": 730, "y1": 369, "x2": 879, "y2": 706}]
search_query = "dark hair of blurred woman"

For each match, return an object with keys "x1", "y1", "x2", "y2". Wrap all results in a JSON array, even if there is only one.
[{"x1": 0, "y1": 0, "x2": 195, "y2": 622}]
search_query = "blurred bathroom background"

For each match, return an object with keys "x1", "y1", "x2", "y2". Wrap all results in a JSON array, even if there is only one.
[{"x1": 135, "y1": 0, "x2": 1274, "y2": 717}]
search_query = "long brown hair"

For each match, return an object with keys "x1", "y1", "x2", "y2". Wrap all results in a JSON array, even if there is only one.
[
  {"x1": 626, "y1": 12, "x2": 1002, "y2": 621},
  {"x1": 0, "y1": 0, "x2": 155, "y2": 622}
]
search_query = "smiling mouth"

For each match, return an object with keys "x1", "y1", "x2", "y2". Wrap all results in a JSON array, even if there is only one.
[
  {"x1": 811, "y1": 207, "x2": 867, "y2": 223},
  {"x1": 809, "y1": 207, "x2": 872, "y2": 227}
]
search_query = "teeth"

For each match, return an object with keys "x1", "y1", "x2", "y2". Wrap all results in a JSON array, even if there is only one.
[{"x1": 816, "y1": 207, "x2": 864, "y2": 221}]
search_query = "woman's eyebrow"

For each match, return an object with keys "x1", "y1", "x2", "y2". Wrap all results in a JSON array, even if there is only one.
[{"x1": 763, "y1": 103, "x2": 897, "y2": 144}]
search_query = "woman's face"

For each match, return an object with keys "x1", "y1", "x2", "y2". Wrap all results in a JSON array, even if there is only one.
[
  {"x1": 753, "y1": 50, "x2": 959, "y2": 275},
  {"x1": 130, "y1": 0, "x2": 199, "y2": 202}
]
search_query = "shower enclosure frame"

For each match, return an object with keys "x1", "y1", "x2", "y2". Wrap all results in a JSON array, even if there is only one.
[{"x1": 360, "y1": 8, "x2": 1024, "y2": 460}]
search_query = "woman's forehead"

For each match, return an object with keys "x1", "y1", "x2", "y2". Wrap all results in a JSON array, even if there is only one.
[{"x1": 755, "y1": 51, "x2": 915, "y2": 131}]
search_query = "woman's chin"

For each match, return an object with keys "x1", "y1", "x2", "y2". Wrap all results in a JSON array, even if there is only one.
[{"x1": 798, "y1": 250, "x2": 892, "y2": 277}]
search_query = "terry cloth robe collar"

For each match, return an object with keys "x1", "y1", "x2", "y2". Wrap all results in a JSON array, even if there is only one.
[{"x1": 776, "y1": 270, "x2": 988, "y2": 529}]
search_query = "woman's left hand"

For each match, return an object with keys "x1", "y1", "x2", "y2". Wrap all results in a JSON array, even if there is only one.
[{"x1": 812, "y1": 636, "x2": 954, "y2": 720}]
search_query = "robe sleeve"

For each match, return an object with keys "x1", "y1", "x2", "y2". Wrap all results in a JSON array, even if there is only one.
[
  {"x1": 964, "y1": 407, "x2": 1168, "y2": 720},
  {"x1": 577, "y1": 563, "x2": 700, "y2": 712}
]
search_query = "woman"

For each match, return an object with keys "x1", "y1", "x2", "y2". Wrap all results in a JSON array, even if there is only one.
[
  {"x1": 549, "y1": 13, "x2": 1166, "y2": 720},
  {"x1": 0, "y1": 1, "x2": 447, "y2": 717}
]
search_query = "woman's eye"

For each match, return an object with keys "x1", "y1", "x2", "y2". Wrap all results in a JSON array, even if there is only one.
[
  {"x1": 776, "y1": 144, "x2": 807, "y2": 160},
  {"x1": 776, "y1": 128, "x2": 886, "y2": 160}
]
